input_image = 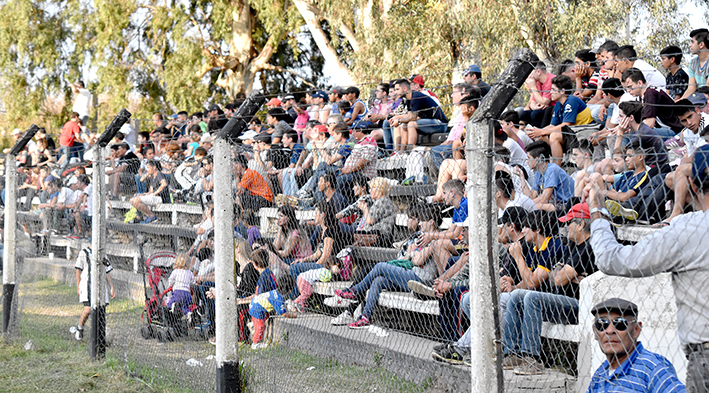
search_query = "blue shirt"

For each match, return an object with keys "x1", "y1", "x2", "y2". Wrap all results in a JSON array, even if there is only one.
[
  {"x1": 587, "y1": 342, "x2": 685, "y2": 393},
  {"x1": 531, "y1": 163, "x2": 575, "y2": 203},
  {"x1": 289, "y1": 143, "x2": 305, "y2": 165},
  {"x1": 408, "y1": 92, "x2": 448, "y2": 122},
  {"x1": 255, "y1": 269, "x2": 276, "y2": 295},
  {"x1": 249, "y1": 289, "x2": 287, "y2": 319},
  {"x1": 613, "y1": 170, "x2": 649, "y2": 194},
  {"x1": 551, "y1": 95, "x2": 592, "y2": 126},
  {"x1": 452, "y1": 197, "x2": 468, "y2": 225}
]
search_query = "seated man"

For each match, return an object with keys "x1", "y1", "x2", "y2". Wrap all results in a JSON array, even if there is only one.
[
  {"x1": 611, "y1": 101, "x2": 670, "y2": 176},
  {"x1": 527, "y1": 75, "x2": 594, "y2": 165},
  {"x1": 572, "y1": 140, "x2": 599, "y2": 196},
  {"x1": 335, "y1": 126, "x2": 377, "y2": 203},
  {"x1": 38, "y1": 178, "x2": 61, "y2": 235},
  {"x1": 429, "y1": 84, "x2": 479, "y2": 168},
  {"x1": 520, "y1": 61, "x2": 556, "y2": 128},
  {"x1": 265, "y1": 107, "x2": 295, "y2": 144},
  {"x1": 106, "y1": 142, "x2": 139, "y2": 198},
  {"x1": 664, "y1": 99, "x2": 709, "y2": 223},
  {"x1": 495, "y1": 170, "x2": 536, "y2": 215},
  {"x1": 621, "y1": 67, "x2": 683, "y2": 139},
  {"x1": 587, "y1": 298, "x2": 684, "y2": 392},
  {"x1": 271, "y1": 131, "x2": 304, "y2": 195},
  {"x1": 518, "y1": 141, "x2": 575, "y2": 211},
  {"x1": 502, "y1": 203, "x2": 596, "y2": 375},
  {"x1": 129, "y1": 160, "x2": 170, "y2": 224},
  {"x1": 233, "y1": 154, "x2": 274, "y2": 213},
  {"x1": 387, "y1": 78, "x2": 448, "y2": 152}
]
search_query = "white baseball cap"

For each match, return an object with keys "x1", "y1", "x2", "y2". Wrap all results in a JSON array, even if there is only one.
[
  {"x1": 67, "y1": 177, "x2": 79, "y2": 186},
  {"x1": 11, "y1": 128, "x2": 22, "y2": 136},
  {"x1": 238, "y1": 130, "x2": 258, "y2": 141}
]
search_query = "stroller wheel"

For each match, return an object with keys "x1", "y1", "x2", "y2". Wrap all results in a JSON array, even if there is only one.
[
  {"x1": 140, "y1": 326, "x2": 151, "y2": 339},
  {"x1": 156, "y1": 330, "x2": 166, "y2": 343}
]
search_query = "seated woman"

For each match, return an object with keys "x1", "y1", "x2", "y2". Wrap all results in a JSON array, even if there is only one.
[
  {"x1": 273, "y1": 205, "x2": 313, "y2": 265},
  {"x1": 290, "y1": 202, "x2": 349, "y2": 297},
  {"x1": 191, "y1": 247, "x2": 215, "y2": 332},
  {"x1": 354, "y1": 177, "x2": 397, "y2": 247},
  {"x1": 234, "y1": 238, "x2": 259, "y2": 342},
  {"x1": 334, "y1": 203, "x2": 442, "y2": 329}
]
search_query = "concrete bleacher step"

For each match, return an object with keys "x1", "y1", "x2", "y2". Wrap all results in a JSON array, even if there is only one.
[{"x1": 271, "y1": 314, "x2": 575, "y2": 392}]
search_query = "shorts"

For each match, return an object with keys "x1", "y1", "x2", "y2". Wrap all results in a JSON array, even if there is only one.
[
  {"x1": 82, "y1": 301, "x2": 91, "y2": 307},
  {"x1": 140, "y1": 195, "x2": 162, "y2": 206}
]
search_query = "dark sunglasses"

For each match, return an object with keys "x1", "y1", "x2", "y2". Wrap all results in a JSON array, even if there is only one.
[{"x1": 594, "y1": 317, "x2": 634, "y2": 332}]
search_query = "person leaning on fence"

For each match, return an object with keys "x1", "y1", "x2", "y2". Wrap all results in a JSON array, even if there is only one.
[
  {"x1": 502, "y1": 202, "x2": 597, "y2": 375},
  {"x1": 586, "y1": 298, "x2": 685, "y2": 392},
  {"x1": 334, "y1": 203, "x2": 443, "y2": 329},
  {"x1": 584, "y1": 143, "x2": 709, "y2": 393},
  {"x1": 74, "y1": 245, "x2": 115, "y2": 341}
]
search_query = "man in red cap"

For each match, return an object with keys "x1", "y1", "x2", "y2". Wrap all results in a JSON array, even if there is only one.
[
  {"x1": 409, "y1": 74, "x2": 441, "y2": 106},
  {"x1": 266, "y1": 97, "x2": 282, "y2": 109},
  {"x1": 500, "y1": 203, "x2": 597, "y2": 375}
]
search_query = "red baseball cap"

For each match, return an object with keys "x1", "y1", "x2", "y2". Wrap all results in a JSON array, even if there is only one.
[
  {"x1": 558, "y1": 202, "x2": 591, "y2": 223},
  {"x1": 314, "y1": 124, "x2": 329, "y2": 133},
  {"x1": 267, "y1": 98, "x2": 282, "y2": 107},
  {"x1": 410, "y1": 75, "x2": 425, "y2": 87}
]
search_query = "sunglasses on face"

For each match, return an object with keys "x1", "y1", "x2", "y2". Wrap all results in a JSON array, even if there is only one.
[{"x1": 594, "y1": 317, "x2": 634, "y2": 332}]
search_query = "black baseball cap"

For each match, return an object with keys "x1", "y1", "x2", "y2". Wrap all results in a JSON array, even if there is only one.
[
  {"x1": 254, "y1": 132, "x2": 272, "y2": 143},
  {"x1": 591, "y1": 298, "x2": 639, "y2": 318}
]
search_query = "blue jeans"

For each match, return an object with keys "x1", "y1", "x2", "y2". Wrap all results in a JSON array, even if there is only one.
[
  {"x1": 382, "y1": 120, "x2": 394, "y2": 150},
  {"x1": 653, "y1": 127, "x2": 676, "y2": 141},
  {"x1": 502, "y1": 289, "x2": 578, "y2": 357},
  {"x1": 415, "y1": 118, "x2": 447, "y2": 135},
  {"x1": 282, "y1": 167, "x2": 299, "y2": 196},
  {"x1": 289, "y1": 262, "x2": 322, "y2": 298},
  {"x1": 350, "y1": 262, "x2": 422, "y2": 319},
  {"x1": 438, "y1": 285, "x2": 469, "y2": 341},
  {"x1": 135, "y1": 174, "x2": 147, "y2": 194},
  {"x1": 430, "y1": 143, "x2": 453, "y2": 168}
]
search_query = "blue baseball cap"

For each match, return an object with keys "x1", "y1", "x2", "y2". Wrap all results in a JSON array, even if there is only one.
[
  {"x1": 692, "y1": 144, "x2": 709, "y2": 180},
  {"x1": 464, "y1": 64, "x2": 481, "y2": 76}
]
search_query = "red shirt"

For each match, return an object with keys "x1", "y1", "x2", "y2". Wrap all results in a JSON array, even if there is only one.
[{"x1": 60, "y1": 120, "x2": 81, "y2": 147}]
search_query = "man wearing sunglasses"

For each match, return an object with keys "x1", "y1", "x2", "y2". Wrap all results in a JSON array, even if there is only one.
[
  {"x1": 587, "y1": 298, "x2": 684, "y2": 392},
  {"x1": 585, "y1": 144, "x2": 709, "y2": 392}
]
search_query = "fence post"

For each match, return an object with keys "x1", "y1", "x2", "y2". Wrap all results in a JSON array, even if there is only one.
[
  {"x1": 466, "y1": 48, "x2": 538, "y2": 392},
  {"x1": 214, "y1": 90, "x2": 266, "y2": 393},
  {"x1": 3, "y1": 125, "x2": 39, "y2": 337},
  {"x1": 90, "y1": 110, "x2": 131, "y2": 360}
]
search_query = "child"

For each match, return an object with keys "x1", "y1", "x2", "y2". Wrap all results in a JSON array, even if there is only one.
[
  {"x1": 74, "y1": 246, "x2": 115, "y2": 341},
  {"x1": 660, "y1": 45, "x2": 689, "y2": 101},
  {"x1": 248, "y1": 274, "x2": 296, "y2": 348},
  {"x1": 292, "y1": 257, "x2": 340, "y2": 312},
  {"x1": 251, "y1": 248, "x2": 277, "y2": 294},
  {"x1": 167, "y1": 253, "x2": 195, "y2": 318}
]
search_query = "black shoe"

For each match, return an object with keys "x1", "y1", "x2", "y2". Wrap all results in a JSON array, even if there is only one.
[{"x1": 432, "y1": 346, "x2": 464, "y2": 365}]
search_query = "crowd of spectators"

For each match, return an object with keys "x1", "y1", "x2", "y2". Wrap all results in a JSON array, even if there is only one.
[{"x1": 5, "y1": 29, "x2": 709, "y2": 388}]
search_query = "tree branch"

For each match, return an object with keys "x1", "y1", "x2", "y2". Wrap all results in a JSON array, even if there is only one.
[{"x1": 260, "y1": 64, "x2": 316, "y2": 87}]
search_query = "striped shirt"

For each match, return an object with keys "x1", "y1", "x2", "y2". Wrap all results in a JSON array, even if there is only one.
[
  {"x1": 587, "y1": 342, "x2": 685, "y2": 392},
  {"x1": 168, "y1": 268, "x2": 196, "y2": 292}
]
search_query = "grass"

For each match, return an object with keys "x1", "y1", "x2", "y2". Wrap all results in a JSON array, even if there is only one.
[{"x1": 2, "y1": 278, "x2": 432, "y2": 393}]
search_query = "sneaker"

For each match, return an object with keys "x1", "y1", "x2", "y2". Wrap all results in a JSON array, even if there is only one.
[
  {"x1": 74, "y1": 327, "x2": 84, "y2": 341},
  {"x1": 401, "y1": 176, "x2": 416, "y2": 186},
  {"x1": 323, "y1": 296, "x2": 356, "y2": 308},
  {"x1": 334, "y1": 289, "x2": 356, "y2": 300},
  {"x1": 208, "y1": 337, "x2": 216, "y2": 346},
  {"x1": 251, "y1": 342, "x2": 268, "y2": 350},
  {"x1": 140, "y1": 215, "x2": 158, "y2": 224},
  {"x1": 513, "y1": 356, "x2": 545, "y2": 375},
  {"x1": 408, "y1": 280, "x2": 436, "y2": 299},
  {"x1": 348, "y1": 315, "x2": 370, "y2": 329},
  {"x1": 432, "y1": 346, "x2": 464, "y2": 365},
  {"x1": 66, "y1": 235, "x2": 79, "y2": 240},
  {"x1": 331, "y1": 310, "x2": 354, "y2": 326},
  {"x1": 501, "y1": 354, "x2": 525, "y2": 370},
  {"x1": 605, "y1": 200, "x2": 638, "y2": 221}
]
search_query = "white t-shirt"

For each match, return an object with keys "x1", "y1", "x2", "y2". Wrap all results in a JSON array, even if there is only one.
[
  {"x1": 610, "y1": 93, "x2": 640, "y2": 125},
  {"x1": 503, "y1": 139, "x2": 531, "y2": 175},
  {"x1": 633, "y1": 59, "x2": 667, "y2": 92},
  {"x1": 196, "y1": 259, "x2": 215, "y2": 277},
  {"x1": 682, "y1": 112, "x2": 709, "y2": 157},
  {"x1": 120, "y1": 123, "x2": 136, "y2": 151},
  {"x1": 72, "y1": 88, "x2": 92, "y2": 118},
  {"x1": 75, "y1": 248, "x2": 113, "y2": 304},
  {"x1": 499, "y1": 194, "x2": 538, "y2": 216},
  {"x1": 299, "y1": 268, "x2": 328, "y2": 285},
  {"x1": 515, "y1": 129, "x2": 534, "y2": 148},
  {"x1": 57, "y1": 187, "x2": 78, "y2": 205},
  {"x1": 81, "y1": 184, "x2": 93, "y2": 216}
]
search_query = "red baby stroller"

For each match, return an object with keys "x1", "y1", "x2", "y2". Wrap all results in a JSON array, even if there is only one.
[{"x1": 139, "y1": 251, "x2": 199, "y2": 342}]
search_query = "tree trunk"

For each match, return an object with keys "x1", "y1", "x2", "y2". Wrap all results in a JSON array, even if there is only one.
[{"x1": 291, "y1": 0, "x2": 356, "y2": 85}]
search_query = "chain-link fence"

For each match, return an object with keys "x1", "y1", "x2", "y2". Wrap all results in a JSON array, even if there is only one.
[{"x1": 3, "y1": 50, "x2": 708, "y2": 393}]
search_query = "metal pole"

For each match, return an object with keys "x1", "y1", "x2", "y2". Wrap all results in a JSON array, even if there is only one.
[
  {"x1": 2, "y1": 155, "x2": 17, "y2": 336},
  {"x1": 213, "y1": 138, "x2": 240, "y2": 392},
  {"x1": 90, "y1": 145, "x2": 107, "y2": 360}
]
